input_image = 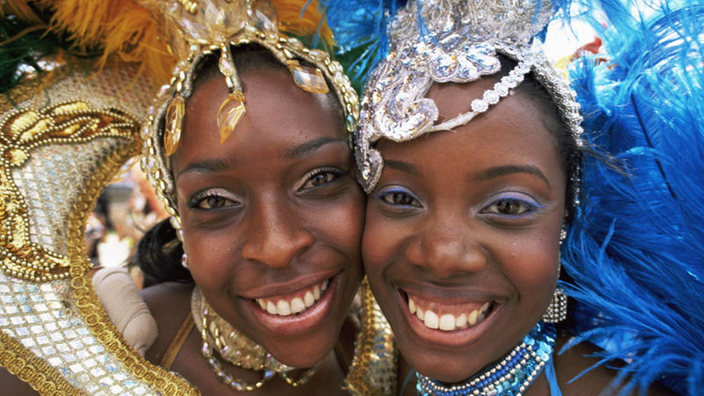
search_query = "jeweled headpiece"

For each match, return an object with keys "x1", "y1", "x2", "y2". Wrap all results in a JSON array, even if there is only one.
[
  {"x1": 140, "y1": 0, "x2": 359, "y2": 226},
  {"x1": 351, "y1": 0, "x2": 583, "y2": 192}
]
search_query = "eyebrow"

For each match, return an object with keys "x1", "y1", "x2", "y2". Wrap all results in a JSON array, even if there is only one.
[
  {"x1": 284, "y1": 137, "x2": 347, "y2": 159},
  {"x1": 176, "y1": 158, "x2": 231, "y2": 181},
  {"x1": 384, "y1": 159, "x2": 423, "y2": 177},
  {"x1": 474, "y1": 165, "x2": 551, "y2": 189}
]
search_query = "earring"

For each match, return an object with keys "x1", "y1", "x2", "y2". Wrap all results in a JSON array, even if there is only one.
[
  {"x1": 181, "y1": 253, "x2": 189, "y2": 269},
  {"x1": 543, "y1": 287, "x2": 567, "y2": 323}
]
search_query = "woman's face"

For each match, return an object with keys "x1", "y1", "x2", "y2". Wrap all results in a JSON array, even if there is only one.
[
  {"x1": 171, "y1": 67, "x2": 365, "y2": 368},
  {"x1": 363, "y1": 77, "x2": 566, "y2": 382}
]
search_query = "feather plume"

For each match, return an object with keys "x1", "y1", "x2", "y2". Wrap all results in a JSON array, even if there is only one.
[
  {"x1": 272, "y1": 0, "x2": 333, "y2": 47},
  {"x1": 319, "y1": 0, "x2": 407, "y2": 83},
  {"x1": 563, "y1": 1, "x2": 704, "y2": 394}
]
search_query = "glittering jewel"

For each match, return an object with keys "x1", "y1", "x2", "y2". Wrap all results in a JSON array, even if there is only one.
[
  {"x1": 217, "y1": 91, "x2": 246, "y2": 144},
  {"x1": 287, "y1": 60, "x2": 330, "y2": 94},
  {"x1": 192, "y1": 288, "x2": 319, "y2": 391},
  {"x1": 416, "y1": 322, "x2": 557, "y2": 396},
  {"x1": 164, "y1": 95, "x2": 185, "y2": 156}
]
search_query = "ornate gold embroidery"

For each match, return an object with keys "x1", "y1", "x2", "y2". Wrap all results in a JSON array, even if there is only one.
[
  {"x1": 343, "y1": 278, "x2": 398, "y2": 396},
  {"x1": 0, "y1": 100, "x2": 198, "y2": 394},
  {"x1": 0, "y1": 101, "x2": 139, "y2": 281}
]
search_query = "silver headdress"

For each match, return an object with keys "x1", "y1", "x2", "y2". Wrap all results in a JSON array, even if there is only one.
[{"x1": 356, "y1": 0, "x2": 583, "y2": 192}]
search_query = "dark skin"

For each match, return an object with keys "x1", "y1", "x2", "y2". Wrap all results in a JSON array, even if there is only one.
[
  {"x1": 363, "y1": 77, "x2": 676, "y2": 395},
  {"x1": 142, "y1": 67, "x2": 365, "y2": 394},
  {"x1": 0, "y1": 67, "x2": 365, "y2": 395}
]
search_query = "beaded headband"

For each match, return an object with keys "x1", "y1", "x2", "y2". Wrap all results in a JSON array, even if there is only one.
[
  {"x1": 140, "y1": 0, "x2": 360, "y2": 234},
  {"x1": 356, "y1": 0, "x2": 584, "y2": 193}
]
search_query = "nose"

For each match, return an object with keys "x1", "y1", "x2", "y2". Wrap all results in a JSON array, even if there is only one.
[
  {"x1": 406, "y1": 215, "x2": 487, "y2": 279},
  {"x1": 241, "y1": 198, "x2": 314, "y2": 268}
]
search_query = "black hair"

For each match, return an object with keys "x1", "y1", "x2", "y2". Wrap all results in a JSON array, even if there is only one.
[
  {"x1": 495, "y1": 55, "x2": 583, "y2": 223},
  {"x1": 136, "y1": 43, "x2": 346, "y2": 286}
]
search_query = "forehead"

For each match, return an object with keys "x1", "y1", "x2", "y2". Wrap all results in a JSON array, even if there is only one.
[
  {"x1": 174, "y1": 68, "x2": 343, "y2": 166},
  {"x1": 377, "y1": 80, "x2": 563, "y2": 181}
]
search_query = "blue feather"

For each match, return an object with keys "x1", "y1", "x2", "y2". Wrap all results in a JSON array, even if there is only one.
[{"x1": 564, "y1": 1, "x2": 704, "y2": 394}]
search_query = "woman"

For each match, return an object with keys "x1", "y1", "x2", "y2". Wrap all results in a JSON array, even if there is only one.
[
  {"x1": 325, "y1": 0, "x2": 699, "y2": 394},
  {"x1": 0, "y1": 0, "x2": 396, "y2": 394}
]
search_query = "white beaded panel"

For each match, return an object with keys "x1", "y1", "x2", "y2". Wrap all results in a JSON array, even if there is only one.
[
  {"x1": 0, "y1": 271, "x2": 158, "y2": 395},
  {"x1": 11, "y1": 139, "x2": 128, "y2": 255}
]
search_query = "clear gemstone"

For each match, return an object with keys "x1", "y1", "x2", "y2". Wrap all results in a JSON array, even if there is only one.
[
  {"x1": 249, "y1": 0, "x2": 278, "y2": 34},
  {"x1": 289, "y1": 62, "x2": 329, "y2": 94}
]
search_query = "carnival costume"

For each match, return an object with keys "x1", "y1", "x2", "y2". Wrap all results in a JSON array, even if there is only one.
[
  {"x1": 323, "y1": 0, "x2": 704, "y2": 394},
  {"x1": 0, "y1": 0, "x2": 397, "y2": 394}
]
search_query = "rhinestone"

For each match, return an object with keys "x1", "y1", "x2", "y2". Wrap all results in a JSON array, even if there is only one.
[{"x1": 289, "y1": 62, "x2": 329, "y2": 94}]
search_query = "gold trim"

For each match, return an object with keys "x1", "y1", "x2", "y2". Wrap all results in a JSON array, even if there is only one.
[
  {"x1": 63, "y1": 111, "x2": 199, "y2": 395},
  {"x1": 343, "y1": 278, "x2": 398, "y2": 396},
  {"x1": 0, "y1": 100, "x2": 199, "y2": 394},
  {"x1": 0, "y1": 330, "x2": 79, "y2": 395}
]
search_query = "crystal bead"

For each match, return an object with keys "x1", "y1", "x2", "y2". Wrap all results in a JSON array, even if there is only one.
[
  {"x1": 249, "y1": 0, "x2": 278, "y2": 34},
  {"x1": 164, "y1": 96, "x2": 185, "y2": 156},
  {"x1": 289, "y1": 62, "x2": 329, "y2": 94},
  {"x1": 217, "y1": 91, "x2": 246, "y2": 144},
  {"x1": 287, "y1": 37, "x2": 303, "y2": 50},
  {"x1": 308, "y1": 49, "x2": 327, "y2": 62},
  {"x1": 346, "y1": 115, "x2": 356, "y2": 132},
  {"x1": 218, "y1": 54, "x2": 235, "y2": 77}
]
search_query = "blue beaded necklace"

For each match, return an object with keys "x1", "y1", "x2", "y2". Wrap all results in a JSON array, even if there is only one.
[{"x1": 416, "y1": 321, "x2": 557, "y2": 396}]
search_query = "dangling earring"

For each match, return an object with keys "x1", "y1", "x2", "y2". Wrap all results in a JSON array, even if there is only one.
[
  {"x1": 182, "y1": 253, "x2": 189, "y2": 269},
  {"x1": 544, "y1": 226, "x2": 568, "y2": 323},
  {"x1": 543, "y1": 287, "x2": 567, "y2": 323}
]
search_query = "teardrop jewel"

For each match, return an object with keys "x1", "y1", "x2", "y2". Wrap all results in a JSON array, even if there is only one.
[{"x1": 217, "y1": 91, "x2": 246, "y2": 144}]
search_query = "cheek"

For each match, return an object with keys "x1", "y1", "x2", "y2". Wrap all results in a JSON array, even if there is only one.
[
  {"x1": 362, "y1": 209, "x2": 400, "y2": 275},
  {"x1": 501, "y1": 235, "x2": 560, "y2": 303}
]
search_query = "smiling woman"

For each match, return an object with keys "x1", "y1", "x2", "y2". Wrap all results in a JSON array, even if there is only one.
[{"x1": 324, "y1": 0, "x2": 702, "y2": 394}]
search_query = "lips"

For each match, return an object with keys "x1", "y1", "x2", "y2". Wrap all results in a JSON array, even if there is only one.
[{"x1": 247, "y1": 275, "x2": 340, "y2": 335}]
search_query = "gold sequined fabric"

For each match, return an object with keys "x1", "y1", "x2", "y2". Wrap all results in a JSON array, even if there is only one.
[
  {"x1": 344, "y1": 278, "x2": 398, "y2": 396},
  {"x1": 0, "y1": 59, "x2": 198, "y2": 395}
]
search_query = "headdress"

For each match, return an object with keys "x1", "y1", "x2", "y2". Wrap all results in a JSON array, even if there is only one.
[
  {"x1": 140, "y1": 0, "x2": 360, "y2": 223},
  {"x1": 323, "y1": 0, "x2": 582, "y2": 193}
]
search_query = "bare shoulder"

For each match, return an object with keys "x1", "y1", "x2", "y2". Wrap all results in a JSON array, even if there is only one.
[
  {"x1": 140, "y1": 281, "x2": 195, "y2": 365},
  {"x1": 554, "y1": 332, "x2": 677, "y2": 396},
  {"x1": 0, "y1": 367, "x2": 39, "y2": 395}
]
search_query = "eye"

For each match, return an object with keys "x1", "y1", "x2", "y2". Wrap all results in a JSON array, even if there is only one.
[
  {"x1": 482, "y1": 196, "x2": 540, "y2": 216},
  {"x1": 377, "y1": 188, "x2": 422, "y2": 208},
  {"x1": 188, "y1": 189, "x2": 240, "y2": 210},
  {"x1": 298, "y1": 167, "x2": 345, "y2": 191}
]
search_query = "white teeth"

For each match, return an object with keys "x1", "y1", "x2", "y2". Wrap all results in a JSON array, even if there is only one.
[
  {"x1": 410, "y1": 300, "x2": 493, "y2": 331},
  {"x1": 304, "y1": 291, "x2": 315, "y2": 307},
  {"x1": 424, "y1": 310, "x2": 439, "y2": 329},
  {"x1": 439, "y1": 314, "x2": 456, "y2": 331},
  {"x1": 255, "y1": 279, "x2": 331, "y2": 316},
  {"x1": 456, "y1": 313, "x2": 467, "y2": 329},
  {"x1": 468, "y1": 310, "x2": 478, "y2": 326},
  {"x1": 277, "y1": 300, "x2": 291, "y2": 316},
  {"x1": 291, "y1": 298, "x2": 305, "y2": 314}
]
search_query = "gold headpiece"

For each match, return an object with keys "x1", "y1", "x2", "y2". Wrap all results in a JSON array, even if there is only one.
[{"x1": 140, "y1": 0, "x2": 360, "y2": 228}]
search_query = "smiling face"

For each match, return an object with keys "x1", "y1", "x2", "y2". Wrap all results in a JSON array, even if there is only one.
[
  {"x1": 362, "y1": 76, "x2": 567, "y2": 382},
  {"x1": 171, "y1": 64, "x2": 364, "y2": 368}
]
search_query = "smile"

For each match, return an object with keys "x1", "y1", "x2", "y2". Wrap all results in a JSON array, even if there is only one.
[
  {"x1": 408, "y1": 297, "x2": 493, "y2": 331},
  {"x1": 255, "y1": 279, "x2": 329, "y2": 316}
]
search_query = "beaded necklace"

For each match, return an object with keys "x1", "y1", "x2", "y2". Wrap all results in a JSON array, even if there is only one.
[{"x1": 416, "y1": 322, "x2": 557, "y2": 396}]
